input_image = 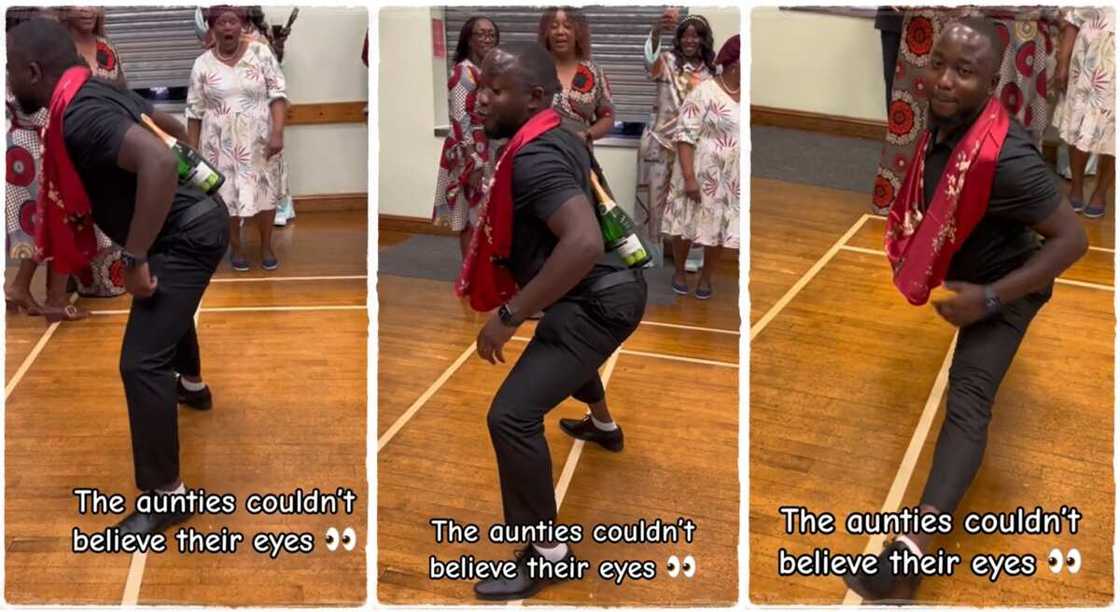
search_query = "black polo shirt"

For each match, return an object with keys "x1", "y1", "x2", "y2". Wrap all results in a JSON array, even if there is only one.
[
  {"x1": 923, "y1": 115, "x2": 1060, "y2": 285},
  {"x1": 510, "y1": 126, "x2": 626, "y2": 290},
  {"x1": 62, "y1": 78, "x2": 205, "y2": 247}
]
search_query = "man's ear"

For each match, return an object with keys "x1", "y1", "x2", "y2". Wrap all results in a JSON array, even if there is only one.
[
  {"x1": 28, "y1": 61, "x2": 44, "y2": 87},
  {"x1": 527, "y1": 85, "x2": 549, "y2": 112}
]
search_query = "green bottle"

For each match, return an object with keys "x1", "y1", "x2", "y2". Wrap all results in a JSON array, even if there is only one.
[
  {"x1": 590, "y1": 171, "x2": 651, "y2": 269},
  {"x1": 140, "y1": 113, "x2": 225, "y2": 195}
]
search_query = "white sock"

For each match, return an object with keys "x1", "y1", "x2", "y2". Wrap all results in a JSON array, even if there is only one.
[
  {"x1": 896, "y1": 535, "x2": 923, "y2": 557},
  {"x1": 532, "y1": 542, "x2": 568, "y2": 562},
  {"x1": 157, "y1": 482, "x2": 186, "y2": 495},
  {"x1": 590, "y1": 414, "x2": 618, "y2": 431},
  {"x1": 180, "y1": 378, "x2": 206, "y2": 392}
]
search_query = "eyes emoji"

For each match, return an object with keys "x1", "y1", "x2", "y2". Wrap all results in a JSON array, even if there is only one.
[
  {"x1": 1048, "y1": 548, "x2": 1081, "y2": 574},
  {"x1": 325, "y1": 527, "x2": 356, "y2": 552},
  {"x1": 666, "y1": 555, "x2": 696, "y2": 578}
]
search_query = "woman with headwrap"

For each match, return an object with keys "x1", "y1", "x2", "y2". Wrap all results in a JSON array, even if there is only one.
[
  {"x1": 539, "y1": 6, "x2": 615, "y2": 144},
  {"x1": 186, "y1": 5, "x2": 289, "y2": 272},
  {"x1": 431, "y1": 15, "x2": 500, "y2": 258},
  {"x1": 663, "y1": 34, "x2": 739, "y2": 300},
  {"x1": 638, "y1": 8, "x2": 715, "y2": 266}
]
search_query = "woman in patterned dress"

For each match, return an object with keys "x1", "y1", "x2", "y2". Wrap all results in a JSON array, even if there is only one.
[
  {"x1": 62, "y1": 6, "x2": 128, "y2": 304},
  {"x1": 637, "y1": 8, "x2": 715, "y2": 266},
  {"x1": 873, "y1": 7, "x2": 1061, "y2": 214},
  {"x1": 187, "y1": 5, "x2": 289, "y2": 272},
  {"x1": 538, "y1": 7, "x2": 615, "y2": 144},
  {"x1": 663, "y1": 34, "x2": 740, "y2": 301},
  {"x1": 1052, "y1": 7, "x2": 1114, "y2": 219},
  {"x1": 432, "y1": 15, "x2": 500, "y2": 259}
]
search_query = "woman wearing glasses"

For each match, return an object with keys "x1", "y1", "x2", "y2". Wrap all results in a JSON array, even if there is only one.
[{"x1": 432, "y1": 16, "x2": 501, "y2": 259}]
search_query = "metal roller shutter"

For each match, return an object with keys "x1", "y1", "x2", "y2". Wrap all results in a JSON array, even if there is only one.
[
  {"x1": 103, "y1": 6, "x2": 202, "y2": 91},
  {"x1": 442, "y1": 6, "x2": 688, "y2": 125}
]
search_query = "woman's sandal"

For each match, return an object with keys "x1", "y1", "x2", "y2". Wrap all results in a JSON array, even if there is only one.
[
  {"x1": 1083, "y1": 202, "x2": 1107, "y2": 219},
  {"x1": 40, "y1": 304, "x2": 91, "y2": 323}
]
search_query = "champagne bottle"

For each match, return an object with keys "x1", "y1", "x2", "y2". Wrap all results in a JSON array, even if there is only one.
[
  {"x1": 589, "y1": 170, "x2": 651, "y2": 269},
  {"x1": 139, "y1": 113, "x2": 224, "y2": 195}
]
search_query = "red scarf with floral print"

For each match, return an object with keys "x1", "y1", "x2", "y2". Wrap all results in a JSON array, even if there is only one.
[
  {"x1": 456, "y1": 108, "x2": 561, "y2": 311},
  {"x1": 885, "y1": 96, "x2": 1010, "y2": 305},
  {"x1": 36, "y1": 66, "x2": 98, "y2": 274}
]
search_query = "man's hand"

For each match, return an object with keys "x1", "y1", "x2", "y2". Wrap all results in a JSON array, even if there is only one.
[
  {"x1": 125, "y1": 262, "x2": 158, "y2": 298},
  {"x1": 477, "y1": 315, "x2": 517, "y2": 364},
  {"x1": 931, "y1": 281, "x2": 987, "y2": 327}
]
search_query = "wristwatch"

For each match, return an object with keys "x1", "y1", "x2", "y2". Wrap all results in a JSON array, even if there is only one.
[
  {"x1": 122, "y1": 251, "x2": 147, "y2": 270},
  {"x1": 983, "y1": 285, "x2": 1001, "y2": 316},
  {"x1": 497, "y1": 303, "x2": 521, "y2": 328}
]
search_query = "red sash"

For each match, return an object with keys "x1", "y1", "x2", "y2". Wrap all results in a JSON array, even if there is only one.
[
  {"x1": 36, "y1": 66, "x2": 97, "y2": 274},
  {"x1": 885, "y1": 97, "x2": 1010, "y2": 305},
  {"x1": 456, "y1": 108, "x2": 561, "y2": 311}
]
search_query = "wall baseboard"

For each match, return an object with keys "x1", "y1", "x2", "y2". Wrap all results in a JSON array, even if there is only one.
[
  {"x1": 287, "y1": 101, "x2": 368, "y2": 126},
  {"x1": 379, "y1": 214, "x2": 453, "y2": 236},
  {"x1": 750, "y1": 104, "x2": 1060, "y2": 163},
  {"x1": 293, "y1": 193, "x2": 367, "y2": 211},
  {"x1": 751, "y1": 105, "x2": 887, "y2": 140}
]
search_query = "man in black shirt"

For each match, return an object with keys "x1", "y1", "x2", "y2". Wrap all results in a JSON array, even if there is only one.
[
  {"x1": 844, "y1": 18, "x2": 1087, "y2": 602},
  {"x1": 8, "y1": 19, "x2": 229, "y2": 536},
  {"x1": 470, "y1": 44, "x2": 647, "y2": 600}
]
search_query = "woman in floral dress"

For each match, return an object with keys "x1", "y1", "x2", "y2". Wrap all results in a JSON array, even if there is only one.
[
  {"x1": 538, "y1": 7, "x2": 615, "y2": 143},
  {"x1": 637, "y1": 9, "x2": 715, "y2": 267},
  {"x1": 873, "y1": 7, "x2": 1061, "y2": 214},
  {"x1": 187, "y1": 5, "x2": 289, "y2": 272},
  {"x1": 1052, "y1": 7, "x2": 1114, "y2": 219},
  {"x1": 432, "y1": 15, "x2": 500, "y2": 259},
  {"x1": 664, "y1": 35, "x2": 740, "y2": 301}
]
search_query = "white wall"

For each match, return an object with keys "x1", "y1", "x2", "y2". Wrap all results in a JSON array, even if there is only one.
[
  {"x1": 265, "y1": 6, "x2": 369, "y2": 196},
  {"x1": 751, "y1": 7, "x2": 885, "y2": 122},
  {"x1": 379, "y1": 6, "x2": 740, "y2": 220}
]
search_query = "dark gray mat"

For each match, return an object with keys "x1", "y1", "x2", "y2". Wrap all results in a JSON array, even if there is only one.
[
  {"x1": 377, "y1": 233, "x2": 729, "y2": 306},
  {"x1": 751, "y1": 125, "x2": 883, "y2": 194}
]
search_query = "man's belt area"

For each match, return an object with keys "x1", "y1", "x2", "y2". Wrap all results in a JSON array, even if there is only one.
[
  {"x1": 172, "y1": 194, "x2": 223, "y2": 229},
  {"x1": 585, "y1": 268, "x2": 643, "y2": 294}
]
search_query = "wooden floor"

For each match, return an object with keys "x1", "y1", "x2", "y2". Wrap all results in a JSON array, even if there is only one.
[
  {"x1": 749, "y1": 177, "x2": 1114, "y2": 605},
  {"x1": 5, "y1": 211, "x2": 367, "y2": 605},
  {"x1": 377, "y1": 230, "x2": 740, "y2": 604}
]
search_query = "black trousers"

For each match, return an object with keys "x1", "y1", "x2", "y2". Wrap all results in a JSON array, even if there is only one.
[
  {"x1": 120, "y1": 205, "x2": 229, "y2": 491},
  {"x1": 487, "y1": 274, "x2": 647, "y2": 528},
  {"x1": 919, "y1": 284, "x2": 1052, "y2": 515}
]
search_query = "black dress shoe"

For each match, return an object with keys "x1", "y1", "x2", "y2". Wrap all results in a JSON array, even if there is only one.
[
  {"x1": 177, "y1": 378, "x2": 212, "y2": 410},
  {"x1": 841, "y1": 540, "x2": 921, "y2": 603},
  {"x1": 474, "y1": 544, "x2": 576, "y2": 601},
  {"x1": 116, "y1": 496, "x2": 193, "y2": 536},
  {"x1": 559, "y1": 416, "x2": 623, "y2": 452}
]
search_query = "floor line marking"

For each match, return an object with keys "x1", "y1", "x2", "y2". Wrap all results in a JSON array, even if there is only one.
[
  {"x1": 751, "y1": 214, "x2": 872, "y2": 341},
  {"x1": 639, "y1": 320, "x2": 739, "y2": 335},
  {"x1": 377, "y1": 342, "x2": 477, "y2": 451},
  {"x1": 210, "y1": 274, "x2": 366, "y2": 283},
  {"x1": 91, "y1": 304, "x2": 366, "y2": 316},
  {"x1": 5, "y1": 294, "x2": 78, "y2": 400}
]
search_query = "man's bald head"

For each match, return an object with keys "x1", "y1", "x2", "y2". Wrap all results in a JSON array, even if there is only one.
[
  {"x1": 8, "y1": 17, "x2": 83, "y2": 75},
  {"x1": 7, "y1": 18, "x2": 84, "y2": 113},
  {"x1": 944, "y1": 17, "x2": 1005, "y2": 74},
  {"x1": 485, "y1": 43, "x2": 562, "y2": 99}
]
